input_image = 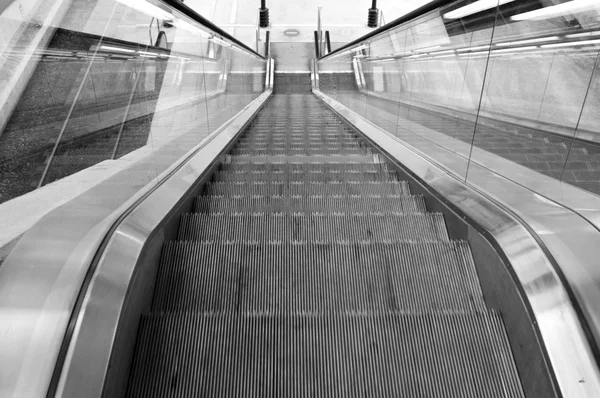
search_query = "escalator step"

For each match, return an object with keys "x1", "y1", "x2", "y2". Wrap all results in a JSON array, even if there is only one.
[
  {"x1": 242, "y1": 132, "x2": 358, "y2": 140},
  {"x1": 204, "y1": 181, "x2": 411, "y2": 196},
  {"x1": 153, "y1": 241, "x2": 483, "y2": 312},
  {"x1": 127, "y1": 313, "x2": 524, "y2": 398},
  {"x1": 218, "y1": 162, "x2": 387, "y2": 173},
  {"x1": 213, "y1": 170, "x2": 399, "y2": 182},
  {"x1": 242, "y1": 134, "x2": 356, "y2": 139},
  {"x1": 227, "y1": 155, "x2": 377, "y2": 164},
  {"x1": 193, "y1": 195, "x2": 427, "y2": 213},
  {"x1": 236, "y1": 140, "x2": 361, "y2": 145},
  {"x1": 230, "y1": 148, "x2": 369, "y2": 155},
  {"x1": 234, "y1": 144, "x2": 363, "y2": 150},
  {"x1": 177, "y1": 213, "x2": 449, "y2": 242}
]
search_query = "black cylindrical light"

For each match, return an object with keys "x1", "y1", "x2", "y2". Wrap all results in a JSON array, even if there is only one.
[
  {"x1": 259, "y1": 0, "x2": 270, "y2": 28},
  {"x1": 368, "y1": 0, "x2": 379, "y2": 28}
]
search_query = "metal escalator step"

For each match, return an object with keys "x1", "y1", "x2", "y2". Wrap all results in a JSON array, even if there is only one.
[
  {"x1": 237, "y1": 141, "x2": 360, "y2": 147},
  {"x1": 237, "y1": 138, "x2": 360, "y2": 144},
  {"x1": 240, "y1": 133, "x2": 356, "y2": 138},
  {"x1": 194, "y1": 195, "x2": 427, "y2": 213},
  {"x1": 152, "y1": 241, "x2": 483, "y2": 312},
  {"x1": 243, "y1": 131, "x2": 354, "y2": 136},
  {"x1": 236, "y1": 139, "x2": 360, "y2": 145},
  {"x1": 213, "y1": 170, "x2": 398, "y2": 182},
  {"x1": 204, "y1": 181, "x2": 411, "y2": 196},
  {"x1": 219, "y1": 162, "x2": 387, "y2": 173},
  {"x1": 244, "y1": 131, "x2": 354, "y2": 136},
  {"x1": 177, "y1": 213, "x2": 449, "y2": 242},
  {"x1": 230, "y1": 148, "x2": 369, "y2": 156},
  {"x1": 228, "y1": 155, "x2": 377, "y2": 164},
  {"x1": 127, "y1": 312, "x2": 524, "y2": 398},
  {"x1": 235, "y1": 142, "x2": 362, "y2": 149}
]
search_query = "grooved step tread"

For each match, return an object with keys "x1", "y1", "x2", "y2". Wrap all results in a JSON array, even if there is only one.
[
  {"x1": 236, "y1": 140, "x2": 361, "y2": 145},
  {"x1": 178, "y1": 213, "x2": 449, "y2": 242},
  {"x1": 127, "y1": 313, "x2": 524, "y2": 398},
  {"x1": 126, "y1": 93, "x2": 525, "y2": 398},
  {"x1": 194, "y1": 195, "x2": 427, "y2": 213},
  {"x1": 153, "y1": 241, "x2": 483, "y2": 312},
  {"x1": 213, "y1": 170, "x2": 399, "y2": 182},
  {"x1": 242, "y1": 132, "x2": 356, "y2": 137},
  {"x1": 219, "y1": 163, "x2": 388, "y2": 173},
  {"x1": 234, "y1": 144, "x2": 364, "y2": 149},
  {"x1": 227, "y1": 155, "x2": 377, "y2": 164},
  {"x1": 204, "y1": 181, "x2": 412, "y2": 196},
  {"x1": 230, "y1": 148, "x2": 369, "y2": 156}
]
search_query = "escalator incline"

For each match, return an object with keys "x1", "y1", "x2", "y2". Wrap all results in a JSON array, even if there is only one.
[{"x1": 126, "y1": 93, "x2": 525, "y2": 397}]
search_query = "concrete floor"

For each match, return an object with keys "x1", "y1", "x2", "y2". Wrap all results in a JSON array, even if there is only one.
[{"x1": 185, "y1": 0, "x2": 431, "y2": 48}]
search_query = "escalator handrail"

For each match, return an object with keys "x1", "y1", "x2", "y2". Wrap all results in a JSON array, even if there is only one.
[
  {"x1": 318, "y1": 0, "x2": 453, "y2": 60},
  {"x1": 160, "y1": 0, "x2": 266, "y2": 59}
]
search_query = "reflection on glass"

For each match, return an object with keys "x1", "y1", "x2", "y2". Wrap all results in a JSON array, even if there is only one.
[
  {"x1": 0, "y1": 0, "x2": 266, "y2": 204},
  {"x1": 318, "y1": 0, "x2": 600, "y2": 195}
]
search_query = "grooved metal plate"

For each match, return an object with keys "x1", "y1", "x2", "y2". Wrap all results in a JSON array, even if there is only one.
[{"x1": 128, "y1": 313, "x2": 523, "y2": 398}]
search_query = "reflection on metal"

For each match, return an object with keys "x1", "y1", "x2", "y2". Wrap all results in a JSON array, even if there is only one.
[
  {"x1": 314, "y1": 59, "x2": 320, "y2": 90},
  {"x1": 313, "y1": 88, "x2": 600, "y2": 398},
  {"x1": 310, "y1": 59, "x2": 321, "y2": 92},
  {"x1": 54, "y1": 89, "x2": 273, "y2": 398},
  {"x1": 265, "y1": 57, "x2": 272, "y2": 89},
  {"x1": 269, "y1": 58, "x2": 275, "y2": 90}
]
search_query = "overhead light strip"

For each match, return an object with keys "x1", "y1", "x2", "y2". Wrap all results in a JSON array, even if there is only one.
[
  {"x1": 541, "y1": 39, "x2": 600, "y2": 48},
  {"x1": 512, "y1": 0, "x2": 597, "y2": 21},
  {"x1": 444, "y1": 0, "x2": 515, "y2": 20},
  {"x1": 496, "y1": 36, "x2": 560, "y2": 46},
  {"x1": 100, "y1": 45, "x2": 135, "y2": 53}
]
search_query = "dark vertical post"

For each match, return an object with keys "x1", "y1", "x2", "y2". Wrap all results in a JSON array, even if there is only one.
[
  {"x1": 265, "y1": 30, "x2": 271, "y2": 57},
  {"x1": 314, "y1": 31, "x2": 320, "y2": 58},
  {"x1": 325, "y1": 31, "x2": 331, "y2": 54}
]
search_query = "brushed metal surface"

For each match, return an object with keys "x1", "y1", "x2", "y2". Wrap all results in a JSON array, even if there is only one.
[
  {"x1": 313, "y1": 88, "x2": 600, "y2": 397},
  {"x1": 53, "y1": 90, "x2": 272, "y2": 398}
]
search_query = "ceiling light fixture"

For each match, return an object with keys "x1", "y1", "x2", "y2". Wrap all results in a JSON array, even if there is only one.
[
  {"x1": 511, "y1": 0, "x2": 598, "y2": 21},
  {"x1": 444, "y1": 0, "x2": 515, "y2": 20}
]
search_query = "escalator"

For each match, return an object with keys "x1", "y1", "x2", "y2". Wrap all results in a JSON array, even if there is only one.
[
  {"x1": 125, "y1": 86, "x2": 524, "y2": 397},
  {"x1": 4, "y1": 1, "x2": 600, "y2": 397}
]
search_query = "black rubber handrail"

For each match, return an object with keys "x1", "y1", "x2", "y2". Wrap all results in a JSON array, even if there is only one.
[
  {"x1": 319, "y1": 0, "x2": 454, "y2": 59},
  {"x1": 160, "y1": 0, "x2": 266, "y2": 59}
]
